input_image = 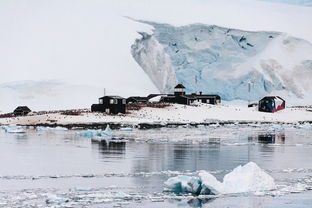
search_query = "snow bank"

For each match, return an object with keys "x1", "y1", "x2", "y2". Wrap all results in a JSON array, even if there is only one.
[
  {"x1": 164, "y1": 162, "x2": 275, "y2": 195},
  {"x1": 36, "y1": 126, "x2": 68, "y2": 131}
]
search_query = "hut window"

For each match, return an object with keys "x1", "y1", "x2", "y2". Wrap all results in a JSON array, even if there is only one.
[
  {"x1": 99, "y1": 99, "x2": 103, "y2": 104},
  {"x1": 122, "y1": 99, "x2": 126, "y2": 104},
  {"x1": 110, "y1": 99, "x2": 116, "y2": 104}
]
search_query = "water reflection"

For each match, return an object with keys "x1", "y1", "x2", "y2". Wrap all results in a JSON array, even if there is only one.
[
  {"x1": 249, "y1": 133, "x2": 285, "y2": 144},
  {"x1": 92, "y1": 140, "x2": 126, "y2": 157},
  {"x1": 187, "y1": 197, "x2": 215, "y2": 208},
  {"x1": 14, "y1": 133, "x2": 29, "y2": 145}
]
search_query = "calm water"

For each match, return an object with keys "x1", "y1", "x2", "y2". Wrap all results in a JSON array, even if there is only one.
[{"x1": 0, "y1": 125, "x2": 312, "y2": 207}]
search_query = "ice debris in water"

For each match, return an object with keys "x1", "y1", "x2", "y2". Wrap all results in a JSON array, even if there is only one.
[
  {"x1": 164, "y1": 162, "x2": 275, "y2": 195},
  {"x1": 45, "y1": 195, "x2": 69, "y2": 205},
  {"x1": 296, "y1": 123, "x2": 312, "y2": 130},
  {"x1": 78, "y1": 125, "x2": 112, "y2": 138},
  {"x1": 120, "y1": 127, "x2": 133, "y2": 131},
  {"x1": 2, "y1": 124, "x2": 26, "y2": 133}
]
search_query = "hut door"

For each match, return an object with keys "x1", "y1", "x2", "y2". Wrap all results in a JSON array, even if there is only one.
[{"x1": 105, "y1": 108, "x2": 110, "y2": 114}]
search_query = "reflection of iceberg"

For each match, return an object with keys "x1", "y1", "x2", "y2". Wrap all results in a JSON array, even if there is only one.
[
  {"x1": 164, "y1": 162, "x2": 275, "y2": 195},
  {"x1": 3, "y1": 125, "x2": 26, "y2": 133}
]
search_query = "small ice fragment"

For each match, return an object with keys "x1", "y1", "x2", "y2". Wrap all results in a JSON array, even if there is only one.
[{"x1": 3, "y1": 124, "x2": 26, "y2": 133}]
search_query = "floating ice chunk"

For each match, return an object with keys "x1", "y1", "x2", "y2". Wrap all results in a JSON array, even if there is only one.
[
  {"x1": 268, "y1": 124, "x2": 284, "y2": 131},
  {"x1": 103, "y1": 124, "x2": 113, "y2": 136},
  {"x1": 45, "y1": 195, "x2": 69, "y2": 204},
  {"x1": 3, "y1": 124, "x2": 26, "y2": 133},
  {"x1": 164, "y1": 162, "x2": 275, "y2": 195},
  {"x1": 297, "y1": 123, "x2": 312, "y2": 130},
  {"x1": 222, "y1": 162, "x2": 276, "y2": 194},
  {"x1": 78, "y1": 125, "x2": 113, "y2": 138},
  {"x1": 198, "y1": 171, "x2": 224, "y2": 195},
  {"x1": 120, "y1": 127, "x2": 133, "y2": 131},
  {"x1": 164, "y1": 175, "x2": 201, "y2": 194},
  {"x1": 78, "y1": 129, "x2": 103, "y2": 138}
]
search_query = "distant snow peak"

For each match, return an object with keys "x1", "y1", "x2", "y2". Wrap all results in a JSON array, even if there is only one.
[{"x1": 132, "y1": 21, "x2": 312, "y2": 105}]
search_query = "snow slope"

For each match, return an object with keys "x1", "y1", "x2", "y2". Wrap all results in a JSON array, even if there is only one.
[{"x1": 132, "y1": 22, "x2": 312, "y2": 104}]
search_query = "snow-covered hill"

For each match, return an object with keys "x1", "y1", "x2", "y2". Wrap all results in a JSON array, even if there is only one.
[{"x1": 132, "y1": 22, "x2": 312, "y2": 104}]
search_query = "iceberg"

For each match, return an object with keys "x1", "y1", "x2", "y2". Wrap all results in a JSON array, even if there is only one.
[
  {"x1": 198, "y1": 171, "x2": 224, "y2": 195},
  {"x1": 221, "y1": 162, "x2": 276, "y2": 194},
  {"x1": 164, "y1": 162, "x2": 275, "y2": 195},
  {"x1": 164, "y1": 175, "x2": 201, "y2": 194}
]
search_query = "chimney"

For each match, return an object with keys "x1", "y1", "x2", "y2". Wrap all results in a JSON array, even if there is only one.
[{"x1": 199, "y1": 91, "x2": 202, "y2": 95}]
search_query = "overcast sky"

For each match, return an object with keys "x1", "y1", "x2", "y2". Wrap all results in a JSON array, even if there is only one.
[{"x1": 0, "y1": 0, "x2": 311, "y2": 84}]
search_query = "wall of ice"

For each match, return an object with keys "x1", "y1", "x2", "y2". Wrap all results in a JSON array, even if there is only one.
[{"x1": 132, "y1": 21, "x2": 312, "y2": 104}]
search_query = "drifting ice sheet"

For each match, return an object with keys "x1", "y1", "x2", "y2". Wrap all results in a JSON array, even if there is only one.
[{"x1": 164, "y1": 162, "x2": 276, "y2": 195}]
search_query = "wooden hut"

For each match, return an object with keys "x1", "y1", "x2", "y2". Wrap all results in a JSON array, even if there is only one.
[
  {"x1": 91, "y1": 96, "x2": 126, "y2": 114},
  {"x1": 13, "y1": 106, "x2": 31, "y2": 116},
  {"x1": 258, "y1": 96, "x2": 285, "y2": 113}
]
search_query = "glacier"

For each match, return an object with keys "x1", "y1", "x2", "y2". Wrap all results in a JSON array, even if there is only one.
[{"x1": 132, "y1": 21, "x2": 312, "y2": 104}]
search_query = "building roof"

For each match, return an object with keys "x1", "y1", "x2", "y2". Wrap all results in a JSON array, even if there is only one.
[
  {"x1": 174, "y1": 84, "x2": 186, "y2": 89},
  {"x1": 195, "y1": 94, "x2": 221, "y2": 99},
  {"x1": 260, "y1": 96, "x2": 285, "y2": 102},
  {"x1": 147, "y1": 94, "x2": 167, "y2": 99},
  {"x1": 14, "y1": 106, "x2": 31, "y2": 112},
  {"x1": 99, "y1": 95, "x2": 125, "y2": 99},
  {"x1": 127, "y1": 96, "x2": 149, "y2": 101},
  {"x1": 180, "y1": 95, "x2": 197, "y2": 100}
]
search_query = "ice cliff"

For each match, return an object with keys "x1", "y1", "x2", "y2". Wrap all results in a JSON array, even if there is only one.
[{"x1": 132, "y1": 21, "x2": 312, "y2": 104}]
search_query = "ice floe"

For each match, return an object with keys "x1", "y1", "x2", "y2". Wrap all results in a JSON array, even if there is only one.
[
  {"x1": 78, "y1": 125, "x2": 113, "y2": 138},
  {"x1": 2, "y1": 124, "x2": 26, "y2": 133},
  {"x1": 164, "y1": 162, "x2": 276, "y2": 195}
]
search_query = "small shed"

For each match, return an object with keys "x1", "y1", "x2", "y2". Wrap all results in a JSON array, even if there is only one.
[
  {"x1": 13, "y1": 106, "x2": 31, "y2": 116},
  {"x1": 91, "y1": 96, "x2": 126, "y2": 114},
  {"x1": 258, "y1": 96, "x2": 285, "y2": 113}
]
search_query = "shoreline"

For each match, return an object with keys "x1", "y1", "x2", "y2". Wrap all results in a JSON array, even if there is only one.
[{"x1": 1, "y1": 104, "x2": 312, "y2": 129}]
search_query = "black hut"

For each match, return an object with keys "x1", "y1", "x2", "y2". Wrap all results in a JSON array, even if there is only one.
[
  {"x1": 13, "y1": 106, "x2": 31, "y2": 116},
  {"x1": 91, "y1": 96, "x2": 126, "y2": 114}
]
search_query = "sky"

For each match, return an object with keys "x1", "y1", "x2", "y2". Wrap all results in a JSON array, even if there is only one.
[{"x1": 259, "y1": 0, "x2": 312, "y2": 6}]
